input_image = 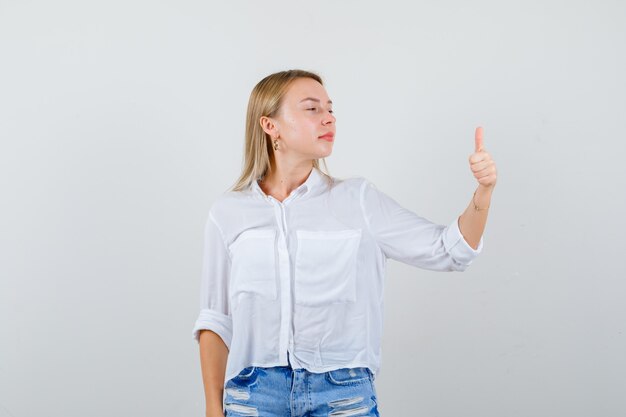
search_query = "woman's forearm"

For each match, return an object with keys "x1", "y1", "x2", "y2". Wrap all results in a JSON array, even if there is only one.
[
  {"x1": 458, "y1": 184, "x2": 494, "y2": 250},
  {"x1": 199, "y1": 329, "x2": 229, "y2": 417}
]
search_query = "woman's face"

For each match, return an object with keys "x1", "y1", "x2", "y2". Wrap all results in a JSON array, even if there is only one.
[{"x1": 262, "y1": 77, "x2": 336, "y2": 160}]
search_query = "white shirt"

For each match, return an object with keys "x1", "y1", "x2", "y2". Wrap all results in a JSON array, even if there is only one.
[{"x1": 192, "y1": 166, "x2": 483, "y2": 385}]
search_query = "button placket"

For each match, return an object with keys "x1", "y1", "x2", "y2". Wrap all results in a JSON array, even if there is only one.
[
  {"x1": 264, "y1": 187, "x2": 306, "y2": 367},
  {"x1": 268, "y1": 196, "x2": 296, "y2": 365}
]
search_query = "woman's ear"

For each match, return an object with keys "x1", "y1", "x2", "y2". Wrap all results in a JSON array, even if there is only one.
[{"x1": 259, "y1": 116, "x2": 279, "y2": 138}]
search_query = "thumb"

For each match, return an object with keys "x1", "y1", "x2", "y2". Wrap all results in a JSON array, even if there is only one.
[{"x1": 475, "y1": 126, "x2": 484, "y2": 152}]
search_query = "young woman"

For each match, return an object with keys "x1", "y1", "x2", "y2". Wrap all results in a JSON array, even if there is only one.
[{"x1": 193, "y1": 69, "x2": 497, "y2": 417}]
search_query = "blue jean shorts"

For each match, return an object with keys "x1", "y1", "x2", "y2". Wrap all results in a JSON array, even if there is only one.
[{"x1": 223, "y1": 357, "x2": 380, "y2": 416}]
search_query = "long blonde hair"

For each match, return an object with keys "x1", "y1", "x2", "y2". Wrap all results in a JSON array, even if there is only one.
[{"x1": 229, "y1": 69, "x2": 334, "y2": 192}]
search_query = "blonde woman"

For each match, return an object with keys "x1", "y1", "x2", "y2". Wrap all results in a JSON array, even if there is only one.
[{"x1": 193, "y1": 69, "x2": 497, "y2": 417}]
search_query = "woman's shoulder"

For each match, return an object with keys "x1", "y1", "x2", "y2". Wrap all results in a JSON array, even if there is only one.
[
  {"x1": 325, "y1": 174, "x2": 374, "y2": 204},
  {"x1": 205, "y1": 188, "x2": 253, "y2": 222},
  {"x1": 329, "y1": 173, "x2": 370, "y2": 189}
]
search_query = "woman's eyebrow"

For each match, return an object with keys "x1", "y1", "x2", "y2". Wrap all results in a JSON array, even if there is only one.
[{"x1": 299, "y1": 97, "x2": 333, "y2": 104}]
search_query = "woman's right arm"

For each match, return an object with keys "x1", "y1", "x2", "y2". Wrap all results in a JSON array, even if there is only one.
[
  {"x1": 199, "y1": 329, "x2": 229, "y2": 417},
  {"x1": 193, "y1": 208, "x2": 233, "y2": 417}
]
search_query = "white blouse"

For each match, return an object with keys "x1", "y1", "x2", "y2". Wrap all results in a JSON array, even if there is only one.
[{"x1": 192, "y1": 166, "x2": 483, "y2": 385}]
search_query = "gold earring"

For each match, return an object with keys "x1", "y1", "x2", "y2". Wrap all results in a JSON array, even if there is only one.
[{"x1": 273, "y1": 138, "x2": 279, "y2": 150}]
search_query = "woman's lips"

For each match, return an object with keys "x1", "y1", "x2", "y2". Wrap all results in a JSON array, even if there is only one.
[{"x1": 319, "y1": 133, "x2": 334, "y2": 141}]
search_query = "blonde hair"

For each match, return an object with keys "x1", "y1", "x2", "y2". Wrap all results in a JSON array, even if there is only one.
[{"x1": 229, "y1": 69, "x2": 334, "y2": 192}]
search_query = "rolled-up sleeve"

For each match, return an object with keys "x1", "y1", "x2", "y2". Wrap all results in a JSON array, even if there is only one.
[
  {"x1": 192, "y1": 209, "x2": 233, "y2": 348},
  {"x1": 359, "y1": 179, "x2": 483, "y2": 271}
]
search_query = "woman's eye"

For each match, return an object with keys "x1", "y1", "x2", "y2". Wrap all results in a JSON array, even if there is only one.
[{"x1": 307, "y1": 108, "x2": 334, "y2": 113}]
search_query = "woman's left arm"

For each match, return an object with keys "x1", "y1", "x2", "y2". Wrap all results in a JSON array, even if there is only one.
[{"x1": 458, "y1": 127, "x2": 497, "y2": 250}]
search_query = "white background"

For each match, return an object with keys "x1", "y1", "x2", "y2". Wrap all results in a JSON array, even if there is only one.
[{"x1": 1, "y1": 0, "x2": 625, "y2": 416}]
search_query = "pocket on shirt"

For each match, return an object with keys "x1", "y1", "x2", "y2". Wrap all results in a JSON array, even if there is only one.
[
  {"x1": 228, "y1": 229, "x2": 277, "y2": 302},
  {"x1": 294, "y1": 228, "x2": 362, "y2": 306}
]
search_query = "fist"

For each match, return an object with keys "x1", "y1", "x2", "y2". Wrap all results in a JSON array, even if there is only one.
[{"x1": 469, "y1": 126, "x2": 497, "y2": 188}]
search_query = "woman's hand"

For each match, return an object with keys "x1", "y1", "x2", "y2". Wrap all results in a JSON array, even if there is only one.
[{"x1": 469, "y1": 126, "x2": 497, "y2": 189}]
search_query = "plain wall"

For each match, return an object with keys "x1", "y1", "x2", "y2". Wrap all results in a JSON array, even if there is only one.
[{"x1": 1, "y1": 0, "x2": 625, "y2": 416}]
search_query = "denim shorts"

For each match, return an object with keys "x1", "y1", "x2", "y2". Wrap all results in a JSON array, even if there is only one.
[{"x1": 223, "y1": 356, "x2": 380, "y2": 416}]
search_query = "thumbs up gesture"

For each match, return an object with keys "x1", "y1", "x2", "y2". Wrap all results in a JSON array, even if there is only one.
[{"x1": 469, "y1": 126, "x2": 497, "y2": 189}]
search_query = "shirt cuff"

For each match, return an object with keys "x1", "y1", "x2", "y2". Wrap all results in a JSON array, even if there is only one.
[
  {"x1": 192, "y1": 308, "x2": 233, "y2": 349},
  {"x1": 442, "y1": 216, "x2": 483, "y2": 266}
]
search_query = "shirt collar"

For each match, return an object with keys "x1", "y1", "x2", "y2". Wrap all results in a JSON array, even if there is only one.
[{"x1": 251, "y1": 166, "x2": 325, "y2": 200}]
